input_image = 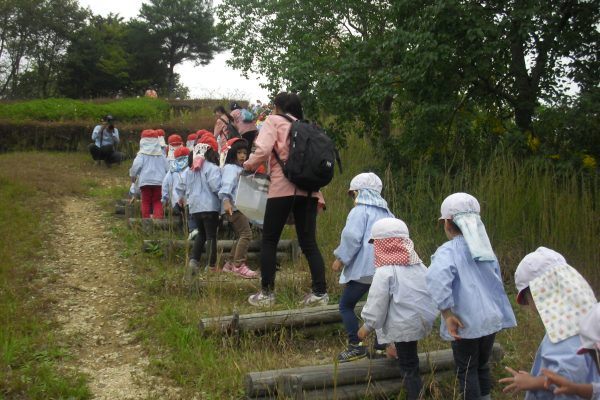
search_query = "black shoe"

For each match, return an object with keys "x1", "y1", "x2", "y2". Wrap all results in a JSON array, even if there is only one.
[{"x1": 337, "y1": 343, "x2": 368, "y2": 363}]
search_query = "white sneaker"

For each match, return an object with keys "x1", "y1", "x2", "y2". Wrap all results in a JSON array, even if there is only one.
[
  {"x1": 188, "y1": 229, "x2": 198, "y2": 240},
  {"x1": 298, "y1": 292, "x2": 329, "y2": 307},
  {"x1": 248, "y1": 291, "x2": 275, "y2": 307}
]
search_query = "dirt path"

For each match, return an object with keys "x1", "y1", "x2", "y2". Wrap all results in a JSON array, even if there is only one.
[{"x1": 42, "y1": 197, "x2": 182, "y2": 399}]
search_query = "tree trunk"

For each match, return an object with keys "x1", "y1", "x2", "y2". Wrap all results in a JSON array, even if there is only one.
[{"x1": 378, "y1": 94, "x2": 393, "y2": 144}]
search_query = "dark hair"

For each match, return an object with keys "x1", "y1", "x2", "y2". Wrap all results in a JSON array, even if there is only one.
[
  {"x1": 224, "y1": 138, "x2": 249, "y2": 165},
  {"x1": 229, "y1": 101, "x2": 241, "y2": 111},
  {"x1": 273, "y1": 92, "x2": 304, "y2": 120},
  {"x1": 213, "y1": 105, "x2": 233, "y2": 122},
  {"x1": 187, "y1": 147, "x2": 220, "y2": 168},
  {"x1": 448, "y1": 220, "x2": 462, "y2": 234}
]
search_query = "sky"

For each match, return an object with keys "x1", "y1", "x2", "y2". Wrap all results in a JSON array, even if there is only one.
[{"x1": 77, "y1": 0, "x2": 269, "y2": 102}]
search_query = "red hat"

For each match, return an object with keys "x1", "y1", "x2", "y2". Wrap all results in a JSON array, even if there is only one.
[
  {"x1": 174, "y1": 146, "x2": 190, "y2": 158},
  {"x1": 168, "y1": 134, "x2": 183, "y2": 145},
  {"x1": 187, "y1": 133, "x2": 197, "y2": 142},
  {"x1": 198, "y1": 134, "x2": 218, "y2": 152},
  {"x1": 156, "y1": 129, "x2": 165, "y2": 137},
  {"x1": 196, "y1": 129, "x2": 211, "y2": 136},
  {"x1": 141, "y1": 129, "x2": 158, "y2": 138}
]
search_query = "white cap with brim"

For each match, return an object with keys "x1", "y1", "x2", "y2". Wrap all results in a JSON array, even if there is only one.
[
  {"x1": 349, "y1": 172, "x2": 382, "y2": 194},
  {"x1": 369, "y1": 217, "x2": 409, "y2": 243},
  {"x1": 514, "y1": 246, "x2": 566, "y2": 305},
  {"x1": 439, "y1": 192, "x2": 480, "y2": 220},
  {"x1": 578, "y1": 302, "x2": 600, "y2": 354}
]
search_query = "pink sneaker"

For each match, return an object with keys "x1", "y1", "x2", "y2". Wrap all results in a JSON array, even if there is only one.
[
  {"x1": 222, "y1": 261, "x2": 236, "y2": 273},
  {"x1": 235, "y1": 263, "x2": 258, "y2": 279}
]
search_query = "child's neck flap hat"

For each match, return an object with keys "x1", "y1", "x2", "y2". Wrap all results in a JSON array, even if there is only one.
[
  {"x1": 349, "y1": 172, "x2": 389, "y2": 211},
  {"x1": 191, "y1": 134, "x2": 218, "y2": 171},
  {"x1": 578, "y1": 302, "x2": 600, "y2": 354},
  {"x1": 440, "y1": 192, "x2": 495, "y2": 262},
  {"x1": 515, "y1": 247, "x2": 597, "y2": 343},
  {"x1": 139, "y1": 129, "x2": 163, "y2": 156},
  {"x1": 171, "y1": 146, "x2": 190, "y2": 173},
  {"x1": 369, "y1": 217, "x2": 422, "y2": 267},
  {"x1": 156, "y1": 129, "x2": 166, "y2": 148},
  {"x1": 186, "y1": 133, "x2": 197, "y2": 150},
  {"x1": 166, "y1": 134, "x2": 183, "y2": 160}
]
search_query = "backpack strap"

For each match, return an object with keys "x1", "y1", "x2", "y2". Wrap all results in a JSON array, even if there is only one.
[{"x1": 271, "y1": 113, "x2": 294, "y2": 171}]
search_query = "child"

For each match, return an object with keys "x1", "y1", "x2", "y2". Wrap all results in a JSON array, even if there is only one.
[
  {"x1": 166, "y1": 134, "x2": 183, "y2": 160},
  {"x1": 218, "y1": 137, "x2": 258, "y2": 279},
  {"x1": 129, "y1": 129, "x2": 169, "y2": 219},
  {"x1": 358, "y1": 218, "x2": 438, "y2": 400},
  {"x1": 331, "y1": 172, "x2": 394, "y2": 362},
  {"x1": 542, "y1": 302, "x2": 600, "y2": 399},
  {"x1": 176, "y1": 134, "x2": 221, "y2": 276},
  {"x1": 426, "y1": 192, "x2": 517, "y2": 400},
  {"x1": 500, "y1": 247, "x2": 598, "y2": 399},
  {"x1": 161, "y1": 146, "x2": 196, "y2": 232},
  {"x1": 186, "y1": 133, "x2": 197, "y2": 150}
]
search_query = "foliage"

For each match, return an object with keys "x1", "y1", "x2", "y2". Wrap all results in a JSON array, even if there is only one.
[{"x1": 218, "y1": 0, "x2": 600, "y2": 165}]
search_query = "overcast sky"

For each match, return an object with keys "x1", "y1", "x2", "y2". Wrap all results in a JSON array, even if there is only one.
[{"x1": 77, "y1": 0, "x2": 269, "y2": 102}]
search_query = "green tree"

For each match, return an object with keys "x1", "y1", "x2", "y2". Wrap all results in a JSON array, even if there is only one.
[{"x1": 139, "y1": 0, "x2": 218, "y2": 96}]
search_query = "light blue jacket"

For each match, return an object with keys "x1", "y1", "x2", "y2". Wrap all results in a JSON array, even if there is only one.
[
  {"x1": 92, "y1": 125, "x2": 119, "y2": 147},
  {"x1": 333, "y1": 204, "x2": 394, "y2": 284},
  {"x1": 218, "y1": 164, "x2": 242, "y2": 213},
  {"x1": 176, "y1": 162, "x2": 221, "y2": 214},
  {"x1": 161, "y1": 170, "x2": 186, "y2": 208},
  {"x1": 129, "y1": 154, "x2": 168, "y2": 187},
  {"x1": 527, "y1": 334, "x2": 600, "y2": 400},
  {"x1": 426, "y1": 236, "x2": 517, "y2": 341}
]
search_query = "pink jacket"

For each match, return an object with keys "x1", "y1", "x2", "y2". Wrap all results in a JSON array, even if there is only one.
[
  {"x1": 244, "y1": 114, "x2": 323, "y2": 201},
  {"x1": 231, "y1": 109, "x2": 258, "y2": 134},
  {"x1": 213, "y1": 117, "x2": 230, "y2": 150}
]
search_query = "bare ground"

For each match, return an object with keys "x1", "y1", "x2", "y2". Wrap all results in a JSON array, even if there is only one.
[{"x1": 40, "y1": 197, "x2": 183, "y2": 399}]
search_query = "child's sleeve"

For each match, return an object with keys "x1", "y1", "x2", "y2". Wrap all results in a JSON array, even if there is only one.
[
  {"x1": 218, "y1": 166, "x2": 238, "y2": 201},
  {"x1": 333, "y1": 207, "x2": 366, "y2": 266},
  {"x1": 207, "y1": 165, "x2": 222, "y2": 194},
  {"x1": 161, "y1": 173, "x2": 171, "y2": 202},
  {"x1": 129, "y1": 155, "x2": 143, "y2": 177},
  {"x1": 360, "y1": 268, "x2": 391, "y2": 331},
  {"x1": 175, "y1": 170, "x2": 187, "y2": 201},
  {"x1": 426, "y1": 246, "x2": 457, "y2": 311}
]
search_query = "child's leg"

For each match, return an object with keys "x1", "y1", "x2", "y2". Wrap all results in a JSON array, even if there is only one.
[
  {"x1": 201, "y1": 212, "x2": 219, "y2": 268},
  {"x1": 477, "y1": 333, "x2": 496, "y2": 399},
  {"x1": 140, "y1": 185, "x2": 152, "y2": 218},
  {"x1": 229, "y1": 211, "x2": 252, "y2": 265},
  {"x1": 451, "y1": 337, "x2": 485, "y2": 400},
  {"x1": 394, "y1": 341, "x2": 421, "y2": 400},
  {"x1": 339, "y1": 281, "x2": 371, "y2": 344},
  {"x1": 150, "y1": 185, "x2": 163, "y2": 218},
  {"x1": 191, "y1": 213, "x2": 206, "y2": 262}
]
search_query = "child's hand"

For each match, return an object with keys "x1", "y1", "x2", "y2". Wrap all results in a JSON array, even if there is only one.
[
  {"x1": 441, "y1": 310, "x2": 463, "y2": 340},
  {"x1": 178, "y1": 198, "x2": 185, "y2": 207},
  {"x1": 331, "y1": 259, "x2": 343, "y2": 272},
  {"x1": 499, "y1": 367, "x2": 543, "y2": 393},
  {"x1": 224, "y1": 199, "x2": 233, "y2": 216},
  {"x1": 129, "y1": 196, "x2": 136, "y2": 205},
  {"x1": 541, "y1": 368, "x2": 580, "y2": 396},
  {"x1": 357, "y1": 325, "x2": 370, "y2": 340}
]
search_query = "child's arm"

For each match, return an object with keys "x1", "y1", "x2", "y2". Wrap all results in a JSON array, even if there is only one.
[
  {"x1": 333, "y1": 208, "x2": 367, "y2": 268},
  {"x1": 218, "y1": 166, "x2": 238, "y2": 215},
  {"x1": 129, "y1": 155, "x2": 143, "y2": 179},
  {"x1": 206, "y1": 164, "x2": 222, "y2": 194},
  {"x1": 499, "y1": 366, "x2": 547, "y2": 394},
  {"x1": 541, "y1": 368, "x2": 594, "y2": 399},
  {"x1": 175, "y1": 170, "x2": 187, "y2": 206},
  {"x1": 359, "y1": 269, "x2": 390, "y2": 338},
  {"x1": 161, "y1": 173, "x2": 171, "y2": 204}
]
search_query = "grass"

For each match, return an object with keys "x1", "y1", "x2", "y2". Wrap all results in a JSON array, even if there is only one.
[{"x1": 1, "y1": 136, "x2": 598, "y2": 399}]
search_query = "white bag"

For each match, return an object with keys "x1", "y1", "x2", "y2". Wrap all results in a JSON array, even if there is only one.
[{"x1": 235, "y1": 173, "x2": 270, "y2": 225}]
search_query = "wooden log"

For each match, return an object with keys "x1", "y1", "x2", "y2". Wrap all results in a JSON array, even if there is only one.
[
  {"x1": 199, "y1": 302, "x2": 365, "y2": 334},
  {"x1": 143, "y1": 239, "x2": 297, "y2": 253},
  {"x1": 245, "y1": 344, "x2": 504, "y2": 398},
  {"x1": 128, "y1": 217, "x2": 183, "y2": 230}
]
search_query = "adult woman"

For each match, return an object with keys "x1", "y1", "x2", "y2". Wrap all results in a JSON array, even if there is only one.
[
  {"x1": 243, "y1": 92, "x2": 328, "y2": 307},
  {"x1": 230, "y1": 101, "x2": 258, "y2": 150},
  {"x1": 213, "y1": 105, "x2": 235, "y2": 152}
]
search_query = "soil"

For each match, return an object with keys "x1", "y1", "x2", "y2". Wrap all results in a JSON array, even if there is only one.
[{"x1": 41, "y1": 197, "x2": 183, "y2": 399}]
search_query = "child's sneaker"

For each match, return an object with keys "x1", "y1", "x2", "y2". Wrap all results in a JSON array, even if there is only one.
[
  {"x1": 222, "y1": 261, "x2": 236, "y2": 273},
  {"x1": 186, "y1": 259, "x2": 200, "y2": 280},
  {"x1": 188, "y1": 229, "x2": 198, "y2": 240},
  {"x1": 337, "y1": 343, "x2": 368, "y2": 363},
  {"x1": 248, "y1": 291, "x2": 275, "y2": 306},
  {"x1": 235, "y1": 263, "x2": 258, "y2": 279},
  {"x1": 298, "y1": 292, "x2": 329, "y2": 306}
]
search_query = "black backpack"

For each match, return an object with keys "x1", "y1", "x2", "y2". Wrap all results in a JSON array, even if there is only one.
[
  {"x1": 273, "y1": 114, "x2": 341, "y2": 192},
  {"x1": 221, "y1": 117, "x2": 240, "y2": 139}
]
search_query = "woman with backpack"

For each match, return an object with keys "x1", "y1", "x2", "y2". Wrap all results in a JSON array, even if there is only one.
[
  {"x1": 243, "y1": 92, "x2": 328, "y2": 307},
  {"x1": 230, "y1": 102, "x2": 258, "y2": 150},
  {"x1": 213, "y1": 106, "x2": 237, "y2": 153}
]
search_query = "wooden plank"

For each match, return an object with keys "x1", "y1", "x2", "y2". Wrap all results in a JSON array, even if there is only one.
[
  {"x1": 200, "y1": 302, "x2": 365, "y2": 334},
  {"x1": 143, "y1": 239, "x2": 297, "y2": 253}
]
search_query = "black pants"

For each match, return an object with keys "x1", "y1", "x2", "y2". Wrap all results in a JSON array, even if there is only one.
[
  {"x1": 450, "y1": 333, "x2": 496, "y2": 400},
  {"x1": 394, "y1": 341, "x2": 422, "y2": 400},
  {"x1": 260, "y1": 195, "x2": 326, "y2": 294},
  {"x1": 88, "y1": 143, "x2": 124, "y2": 165},
  {"x1": 191, "y1": 211, "x2": 219, "y2": 267}
]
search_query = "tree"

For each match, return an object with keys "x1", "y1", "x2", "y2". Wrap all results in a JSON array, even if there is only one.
[{"x1": 139, "y1": 0, "x2": 218, "y2": 96}]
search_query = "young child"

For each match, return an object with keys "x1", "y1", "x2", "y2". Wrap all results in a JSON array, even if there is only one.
[
  {"x1": 500, "y1": 247, "x2": 598, "y2": 399},
  {"x1": 161, "y1": 146, "x2": 196, "y2": 232},
  {"x1": 426, "y1": 192, "x2": 517, "y2": 400},
  {"x1": 129, "y1": 129, "x2": 169, "y2": 219},
  {"x1": 176, "y1": 134, "x2": 221, "y2": 276},
  {"x1": 218, "y1": 137, "x2": 258, "y2": 279},
  {"x1": 358, "y1": 217, "x2": 438, "y2": 400},
  {"x1": 186, "y1": 133, "x2": 197, "y2": 150},
  {"x1": 166, "y1": 134, "x2": 183, "y2": 160},
  {"x1": 331, "y1": 172, "x2": 394, "y2": 362},
  {"x1": 541, "y1": 302, "x2": 600, "y2": 399}
]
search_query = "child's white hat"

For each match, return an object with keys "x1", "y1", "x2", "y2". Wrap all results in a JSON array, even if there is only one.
[
  {"x1": 439, "y1": 192, "x2": 480, "y2": 220},
  {"x1": 514, "y1": 247, "x2": 566, "y2": 305},
  {"x1": 348, "y1": 172, "x2": 382, "y2": 194},
  {"x1": 578, "y1": 302, "x2": 600, "y2": 354},
  {"x1": 369, "y1": 217, "x2": 409, "y2": 243}
]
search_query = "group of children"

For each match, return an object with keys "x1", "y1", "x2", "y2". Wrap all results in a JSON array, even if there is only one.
[
  {"x1": 332, "y1": 175, "x2": 599, "y2": 400},
  {"x1": 129, "y1": 128, "x2": 259, "y2": 280}
]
